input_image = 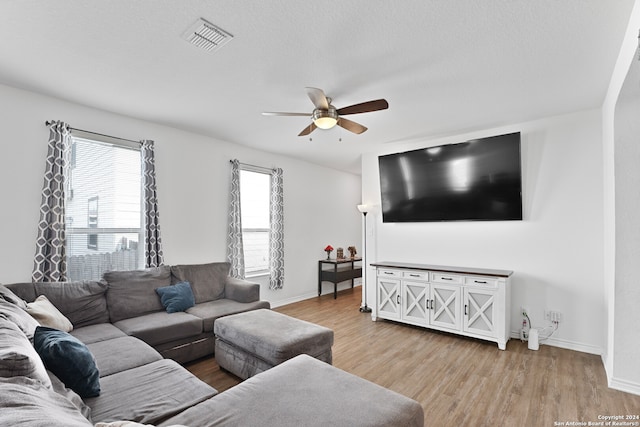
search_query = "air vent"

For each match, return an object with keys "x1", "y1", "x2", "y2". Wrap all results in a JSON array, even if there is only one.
[{"x1": 182, "y1": 18, "x2": 233, "y2": 52}]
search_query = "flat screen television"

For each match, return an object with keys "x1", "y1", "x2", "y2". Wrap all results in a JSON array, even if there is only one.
[{"x1": 378, "y1": 132, "x2": 522, "y2": 222}]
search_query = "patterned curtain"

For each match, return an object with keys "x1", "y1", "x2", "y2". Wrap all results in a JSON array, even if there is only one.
[
  {"x1": 32, "y1": 121, "x2": 71, "y2": 282},
  {"x1": 269, "y1": 167, "x2": 284, "y2": 290},
  {"x1": 227, "y1": 160, "x2": 245, "y2": 278},
  {"x1": 141, "y1": 140, "x2": 164, "y2": 267}
]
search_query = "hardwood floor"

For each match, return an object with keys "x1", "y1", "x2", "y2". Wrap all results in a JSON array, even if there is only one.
[{"x1": 186, "y1": 287, "x2": 640, "y2": 426}]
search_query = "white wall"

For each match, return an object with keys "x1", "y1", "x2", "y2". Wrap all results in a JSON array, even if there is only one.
[
  {"x1": 602, "y1": 0, "x2": 640, "y2": 395},
  {"x1": 361, "y1": 110, "x2": 605, "y2": 354},
  {"x1": 0, "y1": 83, "x2": 362, "y2": 307}
]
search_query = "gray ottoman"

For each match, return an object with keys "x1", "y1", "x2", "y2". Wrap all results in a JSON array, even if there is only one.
[{"x1": 214, "y1": 309, "x2": 333, "y2": 379}]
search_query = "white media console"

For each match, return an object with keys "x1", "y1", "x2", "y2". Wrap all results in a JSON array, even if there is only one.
[{"x1": 371, "y1": 261, "x2": 512, "y2": 350}]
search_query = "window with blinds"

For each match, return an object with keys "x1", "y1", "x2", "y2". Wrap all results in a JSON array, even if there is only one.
[
  {"x1": 65, "y1": 136, "x2": 143, "y2": 281},
  {"x1": 240, "y1": 169, "x2": 271, "y2": 277}
]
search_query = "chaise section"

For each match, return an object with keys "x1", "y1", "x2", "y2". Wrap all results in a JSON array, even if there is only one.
[
  {"x1": 85, "y1": 359, "x2": 218, "y2": 425},
  {"x1": 158, "y1": 354, "x2": 424, "y2": 427}
]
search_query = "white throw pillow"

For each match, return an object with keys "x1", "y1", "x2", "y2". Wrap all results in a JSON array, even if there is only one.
[{"x1": 27, "y1": 295, "x2": 73, "y2": 332}]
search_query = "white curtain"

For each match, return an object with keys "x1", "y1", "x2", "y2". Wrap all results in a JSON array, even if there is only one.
[
  {"x1": 227, "y1": 159, "x2": 245, "y2": 278},
  {"x1": 32, "y1": 121, "x2": 71, "y2": 282},
  {"x1": 269, "y1": 167, "x2": 284, "y2": 290}
]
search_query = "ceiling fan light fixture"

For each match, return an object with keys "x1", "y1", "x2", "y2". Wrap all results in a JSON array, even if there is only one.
[{"x1": 313, "y1": 108, "x2": 338, "y2": 129}]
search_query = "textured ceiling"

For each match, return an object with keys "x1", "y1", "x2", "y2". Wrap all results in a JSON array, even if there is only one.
[{"x1": 0, "y1": 0, "x2": 635, "y2": 174}]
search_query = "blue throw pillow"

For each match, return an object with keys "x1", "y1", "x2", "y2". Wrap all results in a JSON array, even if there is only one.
[
  {"x1": 156, "y1": 281, "x2": 195, "y2": 313},
  {"x1": 33, "y1": 326, "x2": 100, "y2": 398}
]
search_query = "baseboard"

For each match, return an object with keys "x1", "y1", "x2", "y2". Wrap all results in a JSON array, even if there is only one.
[
  {"x1": 609, "y1": 376, "x2": 640, "y2": 396},
  {"x1": 509, "y1": 330, "x2": 603, "y2": 355},
  {"x1": 270, "y1": 284, "x2": 362, "y2": 309},
  {"x1": 270, "y1": 292, "x2": 318, "y2": 308}
]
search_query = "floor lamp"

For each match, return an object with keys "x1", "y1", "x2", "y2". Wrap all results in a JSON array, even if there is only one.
[{"x1": 357, "y1": 204, "x2": 372, "y2": 313}]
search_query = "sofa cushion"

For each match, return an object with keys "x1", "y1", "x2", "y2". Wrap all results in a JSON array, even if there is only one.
[
  {"x1": 87, "y1": 336, "x2": 163, "y2": 377},
  {"x1": 104, "y1": 267, "x2": 170, "y2": 322},
  {"x1": 187, "y1": 299, "x2": 271, "y2": 332},
  {"x1": 34, "y1": 326, "x2": 100, "y2": 398},
  {"x1": 48, "y1": 370, "x2": 93, "y2": 421},
  {"x1": 113, "y1": 311, "x2": 202, "y2": 346},
  {"x1": 0, "y1": 283, "x2": 28, "y2": 308},
  {"x1": 0, "y1": 299, "x2": 40, "y2": 340},
  {"x1": 70, "y1": 323, "x2": 127, "y2": 345},
  {"x1": 85, "y1": 359, "x2": 218, "y2": 425},
  {"x1": 33, "y1": 281, "x2": 109, "y2": 327},
  {"x1": 0, "y1": 376, "x2": 92, "y2": 427},
  {"x1": 158, "y1": 354, "x2": 424, "y2": 427},
  {"x1": 26, "y1": 295, "x2": 73, "y2": 332},
  {"x1": 171, "y1": 262, "x2": 230, "y2": 304},
  {"x1": 0, "y1": 317, "x2": 52, "y2": 388},
  {"x1": 156, "y1": 281, "x2": 195, "y2": 313}
]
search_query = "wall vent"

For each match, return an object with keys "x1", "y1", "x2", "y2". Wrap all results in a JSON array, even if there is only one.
[{"x1": 182, "y1": 18, "x2": 233, "y2": 53}]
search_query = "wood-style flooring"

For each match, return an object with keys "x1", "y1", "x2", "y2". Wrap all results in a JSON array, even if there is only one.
[{"x1": 186, "y1": 287, "x2": 640, "y2": 426}]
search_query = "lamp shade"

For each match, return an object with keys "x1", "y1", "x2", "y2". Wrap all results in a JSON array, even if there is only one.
[
  {"x1": 313, "y1": 109, "x2": 338, "y2": 129},
  {"x1": 357, "y1": 204, "x2": 368, "y2": 214}
]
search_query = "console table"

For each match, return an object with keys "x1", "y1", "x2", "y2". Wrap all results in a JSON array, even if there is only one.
[
  {"x1": 371, "y1": 261, "x2": 512, "y2": 350},
  {"x1": 318, "y1": 257, "x2": 362, "y2": 299}
]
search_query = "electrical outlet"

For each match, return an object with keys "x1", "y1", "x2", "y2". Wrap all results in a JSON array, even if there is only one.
[
  {"x1": 545, "y1": 310, "x2": 563, "y2": 322},
  {"x1": 521, "y1": 306, "x2": 529, "y2": 316}
]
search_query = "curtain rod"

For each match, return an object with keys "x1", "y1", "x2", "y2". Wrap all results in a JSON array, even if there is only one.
[
  {"x1": 44, "y1": 121, "x2": 141, "y2": 146},
  {"x1": 229, "y1": 159, "x2": 276, "y2": 173}
]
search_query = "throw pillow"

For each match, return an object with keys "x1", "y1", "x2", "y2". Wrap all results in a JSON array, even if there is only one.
[
  {"x1": 155, "y1": 281, "x2": 195, "y2": 313},
  {"x1": 27, "y1": 295, "x2": 73, "y2": 332},
  {"x1": 34, "y1": 326, "x2": 100, "y2": 398}
]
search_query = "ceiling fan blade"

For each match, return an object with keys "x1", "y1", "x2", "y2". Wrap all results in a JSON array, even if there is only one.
[
  {"x1": 305, "y1": 87, "x2": 329, "y2": 110},
  {"x1": 298, "y1": 122, "x2": 317, "y2": 136},
  {"x1": 337, "y1": 118, "x2": 367, "y2": 134},
  {"x1": 262, "y1": 112, "x2": 310, "y2": 117},
  {"x1": 337, "y1": 99, "x2": 389, "y2": 115}
]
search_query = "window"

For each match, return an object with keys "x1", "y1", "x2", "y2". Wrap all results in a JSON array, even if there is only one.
[
  {"x1": 87, "y1": 196, "x2": 99, "y2": 250},
  {"x1": 240, "y1": 169, "x2": 271, "y2": 277},
  {"x1": 65, "y1": 135, "x2": 143, "y2": 281}
]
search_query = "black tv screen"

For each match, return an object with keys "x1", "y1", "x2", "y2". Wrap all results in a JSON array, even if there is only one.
[{"x1": 378, "y1": 132, "x2": 522, "y2": 222}]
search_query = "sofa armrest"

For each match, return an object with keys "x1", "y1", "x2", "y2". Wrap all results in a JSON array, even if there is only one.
[{"x1": 225, "y1": 277, "x2": 261, "y2": 303}]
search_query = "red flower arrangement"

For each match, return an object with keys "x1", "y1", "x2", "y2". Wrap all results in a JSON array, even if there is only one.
[{"x1": 324, "y1": 245, "x2": 334, "y2": 260}]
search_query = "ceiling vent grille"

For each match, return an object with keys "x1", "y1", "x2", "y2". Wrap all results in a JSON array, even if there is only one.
[{"x1": 182, "y1": 18, "x2": 233, "y2": 53}]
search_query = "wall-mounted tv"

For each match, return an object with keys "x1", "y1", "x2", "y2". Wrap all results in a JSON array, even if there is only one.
[{"x1": 378, "y1": 132, "x2": 522, "y2": 222}]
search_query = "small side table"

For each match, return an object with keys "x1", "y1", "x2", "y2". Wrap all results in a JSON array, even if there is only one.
[{"x1": 318, "y1": 257, "x2": 362, "y2": 299}]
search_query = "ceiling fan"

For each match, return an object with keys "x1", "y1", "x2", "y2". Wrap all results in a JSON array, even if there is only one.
[{"x1": 262, "y1": 87, "x2": 389, "y2": 136}]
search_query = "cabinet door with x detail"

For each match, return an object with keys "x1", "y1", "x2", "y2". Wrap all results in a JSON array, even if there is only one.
[
  {"x1": 430, "y1": 284, "x2": 461, "y2": 330},
  {"x1": 401, "y1": 280, "x2": 429, "y2": 325},
  {"x1": 463, "y1": 287, "x2": 497, "y2": 337},
  {"x1": 377, "y1": 277, "x2": 401, "y2": 320}
]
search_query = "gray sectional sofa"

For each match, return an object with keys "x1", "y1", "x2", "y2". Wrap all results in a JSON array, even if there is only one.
[
  {"x1": 7, "y1": 262, "x2": 270, "y2": 364},
  {"x1": 0, "y1": 262, "x2": 424, "y2": 426}
]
